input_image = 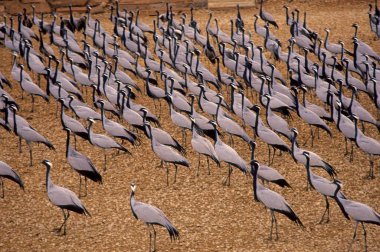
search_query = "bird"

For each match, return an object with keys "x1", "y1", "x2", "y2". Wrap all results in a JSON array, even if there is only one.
[
  {"x1": 352, "y1": 114, "x2": 380, "y2": 179},
  {"x1": 9, "y1": 105, "x2": 55, "y2": 166},
  {"x1": 250, "y1": 160, "x2": 303, "y2": 240},
  {"x1": 0, "y1": 161, "x2": 24, "y2": 198},
  {"x1": 42, "y1": 160, "x2": 91, "y2": 235},
  {"x1": 302, "y1": 151, "x2": 345, "y2": 223},
  {"x1": 98, "y1": 100, "x2": 138, "y2": 146},
  {"x1": 251, "y1": 105, "x2": 291, "y2": 164},
  {"x1": 87, "y1": 118, "x2": 131, "y2": 170},
  {"x1": 145, "y1": 122, "x2": 189, "y2": 186},
  {"x1": 259, "y1": 0, "x2": 279, "y2": 29},
  {"x1": 130, "y1": 183, "x2": 180, "y2": 252},
  {"x1": 18, "y1": 64, "x2": 49, "y2": 112},
  {"x1": 64, "y1": 128, "x2": 102, "y2": 197},
  {"x1": 189, "y1": 116, "x2": 220, "y2": 176},
  {"x1": 250, "y1": 141, "x2": 291, "y2": 188},
  {"x1": 333, "y1": 181, "x2": 380, "y2": 251},
  {"x1": 292, "y1": 87, "x2": 332, "y2": 146},
  {"x1": 291, "y1": 128, "x2": 336, "y2": 177},
  {"x1": 210, "y1": 120, "x2": 247, "y2": 186}
]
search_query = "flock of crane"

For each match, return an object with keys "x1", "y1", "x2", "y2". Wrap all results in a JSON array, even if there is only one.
[{"x1": 0, "y1": 0, "x2": 379, "y2": 251}]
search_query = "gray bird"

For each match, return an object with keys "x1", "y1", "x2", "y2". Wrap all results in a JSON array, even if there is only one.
[
  {"x1": 145, "y1": 122, "x2": 189, "y2": 185},
  {"x1": 291, "y1": 128, "x2": 336, "y2": 177},
  {"x1": 64, "y1": 128, "x2": 102, "y2": 197},
  {"x1": 251, "y1": 160, "x2": 303, "y2": 240},
  {"x1": 352, "y1": 115, "x2": 380, "y2": 179},
  {"x1": 190, "y1": 117, "x2": 220, "y2": 176},
  {"x1": 0, "y1": 161, "x2": 24, "y2": 198},
  {"x1": 292, "y1": 88, "x2": 332, "y2": 146},
  {"x1": 130, "y1": 183, "x2": 180, "y2": 252},
  {"x1": 98, "y1": 100, "x2": 138, "y2": 146},
  {"x1": 303, "y1": 151, "x2": 345, "y2": 224},
  {"x1": 87, "y1": 118, "x2": 131, "y2": 170},
  {"x1": 42, "y1": 160, "x2": 91, "y2": 235},
  {"x1": 250, "y1": 142, "x2": 291, "y2": 188},
  {"x1": 10, "y1": 106, "x2": 55, "y2": 166},
  {"x1": 252, "y1": 105, "x2": 291, "y2": 164},
  {"x1": 334, "y1": 181, "x2": 380, "y2": 251},
  {"x1": 210, "y1": 121, "x2": 247, "y2": 186}
]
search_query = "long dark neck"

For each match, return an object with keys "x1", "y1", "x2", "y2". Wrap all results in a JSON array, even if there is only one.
[
  {"x1": 12, "y1": 109, "x2": 18, "y2": 135},
  {"x1": 294, "y1": 91, "x2": 300, "y2": 115},
  {"x1": 253, "y1": 109, "x2": 259, "y2": 135},
  {"x1": 65, "y1": 130, "x2": 70, "y2": 158},
  {"x1": 45, "y1": 165, "x2": 51, "y2": 191},
  {"x1": 305, "y1": 157, "x2": 315, "y2": 190},
  {"x1": 252, "y1": 163, "x2": 259, "y2": 202}
]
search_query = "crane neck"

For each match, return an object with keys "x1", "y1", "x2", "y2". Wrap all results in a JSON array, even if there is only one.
[
  {"x1": 45, "y1": 164, "x2": 53, "y2": 191},
  {"x1": 251, "y1": 162, "x2": 260, "y2": 202},
  {"x1": 65, "y1": 130, "x2": 71, "y2": 158},
  {"x1": 304, "y1": 157, "x2": 315, "y2": 190}
]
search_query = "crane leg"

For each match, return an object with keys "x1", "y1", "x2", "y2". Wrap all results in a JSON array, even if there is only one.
[
  {"x1": 311, "y1": 127, "x2": 315, "y2": 147},
  {"x1": 319, "y1": 196, "x2": 330, "y2": 224},
  {"x1": 74, "y1": 134, "x2": 77, "y2": 150},
  {"x1": 174, "y1": 165, "x2": 178, "y2": 184},
  {"x1": 267, "y1": 145, "x2": 271, "y2": 165},
  {"x1": 197, "y1": 153, "x2": 200, "y2": 177},
  {"x1": 269, "y1": 211, "x2": 274, "y2": 240},
  {"x1": 147, "y1": 225, "x2": 152, "y2": 252},
  {"x1": 19, "y1": 137, "x2": 22, "y2": 154},
  {"x1": 349, "y1": 222, "x2": 359, "y2": 251},
  {"x1": 368, "y1": 155, "x2": 375, "y2": 179},
  {"x1": 159, "y1": 101, "x2": 162, "y2": 119},
  {"x1": 361, "y1": 222, "x2": 367, "y2": 252},
  {"x1": 207, "y1": 157, "x2": 210, "y2": 175},
  {"x1": 31, "y1": 95, "x2": 35, "y2": 113},
  {"x1": 274, "y1": 213, "x2": 278, "y2": 240},
  {"x1": 182, "y1": 129, "x2": 187, "y2": 146},
  {"x1": 104, "y1": 151, "x2": 107, "y2": 171},
  {"x1": 79, "y1": 175, "x2": 82, "y2": 198},
  {"x1": 152, "y1": 225, "x2": 157, "y2": 252},
  {"x1": 0, "y1": 178, "x2": 3, "y2": 198},
  {"x1": 344, "y1": 138, "x2": 348, "y2": 156},
  {"x1": 84, "y1": 177, "x2": 88, "y2": 197},
  {"x1": 272, "y1": 147, "x2": 276, "y2": 164},
  {"x1": 56, "y1": 209, "x2": 69, "y2": 235},
  {"x1": 166, "y1": 163, "x2": 169, "y2": 186},
  {"x1": 28, "y1": 143, "x2": 33, "y2": 167},
  {"x1": 350, "y1": 142, "x2": 354, "y2": 162}
]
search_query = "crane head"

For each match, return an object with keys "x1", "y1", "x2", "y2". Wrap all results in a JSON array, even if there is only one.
[
  {"x1": 291, "y1": 127, "x2": 299, "y2": 136},
  {"x1": 88, "y1": 118, "x2": 95, "y2": 124},
  {"x1": 63, "y1": 127, "x2": 71, "y2": 133},
  {"x1": 130, "y1": 182, "x2": 137, "y2": 192},
  {"x1": 41, "y1": 159, "x2": 52, "y2": 167},
  {"x1": 302, "y1": 151, "x2": 310, "y2": 159}
]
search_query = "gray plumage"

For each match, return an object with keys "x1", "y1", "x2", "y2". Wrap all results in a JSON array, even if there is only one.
[
  {"x1": 64, "y1": 128, "x2": 102, "y2": 197},
  {"x1": 303, "y1": 152, "x2": 345, "y2": 224},
  {"x1": 145, "y1": 123, "x2": 189, "y2": 185},
  {"x1": 87, "y1": 118, "x2": 131, "y2": 170},
  {"x1": 130, "y1": 183, "x2": 179, "y2": 252},
  {"x1": 291, "y1": 128, "x2": 336, "y2": 177},
  {"x1": 251, "y1": 160, "x2": 303, "y2": 241},
  {"x1": 42, "y1": 160, "x2": 90, "y2": 235},
  {"x1": 10, "y1": 106, "x2": 54, "y2": 166},
  {"x1": 190, "y1": 117, "x2": 220, "y2": 176},
  {"x1": 334, "y1": 181, "x2": 380, "y2": 251},
  {"x1": 0, "y1": 161, "x2": 24, "y2": 198},
  {"x1": 210, "y1": 121, "x2": 247, "y2": 186}
]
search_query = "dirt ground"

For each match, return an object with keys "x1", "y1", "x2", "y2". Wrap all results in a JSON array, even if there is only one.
[{"x1": 0, "y1": 0, "x2": 379, "y2": 251}]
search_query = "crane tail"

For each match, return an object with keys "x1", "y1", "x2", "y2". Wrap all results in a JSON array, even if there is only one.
[{"x1": 322, "y1": 161, "x2": 337, "y2": 177}]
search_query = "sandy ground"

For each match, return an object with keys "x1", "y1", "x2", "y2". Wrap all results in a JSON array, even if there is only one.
[{"x1": 0, "y1": 0, "x2": 379, "y2": 251}]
